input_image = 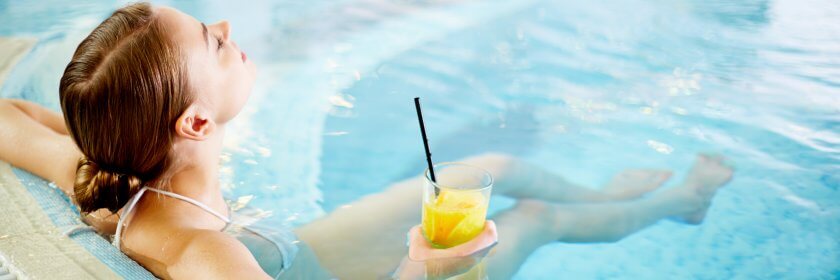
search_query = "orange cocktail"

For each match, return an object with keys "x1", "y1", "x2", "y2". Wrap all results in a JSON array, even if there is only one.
[{"x1": 421, "y1": 163, "x2": 493, "y2": 249}]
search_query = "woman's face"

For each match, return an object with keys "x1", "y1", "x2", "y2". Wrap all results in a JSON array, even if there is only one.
[{"x1": 157, "y1": 6, "x2": 256, "y2": 125}]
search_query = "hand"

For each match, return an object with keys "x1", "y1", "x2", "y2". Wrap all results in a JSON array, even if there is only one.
[
  {"x1": 408, "y1": 220, "x2": 498, "y2": 261},
  {"x1": 394, "y1": 221, "x2": 497, "y2": 279}
]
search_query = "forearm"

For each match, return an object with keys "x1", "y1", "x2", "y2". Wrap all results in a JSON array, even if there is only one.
[
  {"x1": 0, "y1": 99, "x2": 80, "y2": 192},
  {"x1": 7, "y1": 99, "x2": 68, "y2": 135}
]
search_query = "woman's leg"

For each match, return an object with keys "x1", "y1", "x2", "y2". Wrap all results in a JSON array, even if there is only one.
[
  {"x1": 296, "y1": 154, "x2": 728, "y2": 278},
  {"x1": 295, "y1": 176, "x2": 426, "y2": 278},
  {"x1": 458, "y1": 153, "x2": 672, "y2": 203},
  {"x1": 295, "y1": 153, "x2": 662, "y2": 278},
  {"x1": 486, "y1": 154, "x2": 733, "y2": 277}
]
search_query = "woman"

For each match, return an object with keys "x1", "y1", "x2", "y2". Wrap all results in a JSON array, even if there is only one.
[{"x1": 0, "y1": 2, "x2": 733, "y2": 279}]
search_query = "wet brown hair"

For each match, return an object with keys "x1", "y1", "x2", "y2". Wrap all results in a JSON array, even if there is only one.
[{"x1": 59, "y1": 2, "x2": 194, "y2": 213}]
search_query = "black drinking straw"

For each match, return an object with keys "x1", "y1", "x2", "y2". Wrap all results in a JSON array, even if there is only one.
[{"x1": 414, "y1": 97, "x2": 438, "y2": 194}]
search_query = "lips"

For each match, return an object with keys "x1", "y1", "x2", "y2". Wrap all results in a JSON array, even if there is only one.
[{"x1": 241, "y1": 50, "x2": 247, "y2": 62}]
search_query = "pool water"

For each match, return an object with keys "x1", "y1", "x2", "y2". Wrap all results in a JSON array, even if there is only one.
[{"x1": 1, "y1": 0, "x2": 838, "y2": 279}]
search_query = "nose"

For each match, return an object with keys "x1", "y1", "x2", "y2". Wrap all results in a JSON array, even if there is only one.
[{"x1": 214, "y1": 20, "x2": 231, "y2": 41}]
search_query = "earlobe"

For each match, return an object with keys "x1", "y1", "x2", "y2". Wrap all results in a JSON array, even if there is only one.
[{"x1": 175, "y1": 105, "x2": 216, "y2": 141}]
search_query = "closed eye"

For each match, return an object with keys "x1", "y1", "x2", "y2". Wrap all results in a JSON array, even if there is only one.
[{"x1": 216, "y1": 36, "x2": 224, "y2": 50}]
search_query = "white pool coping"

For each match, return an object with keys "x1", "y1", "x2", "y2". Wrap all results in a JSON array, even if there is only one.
[{"x1": 0, "y1": 160, "x2": 122, "y2": 279}]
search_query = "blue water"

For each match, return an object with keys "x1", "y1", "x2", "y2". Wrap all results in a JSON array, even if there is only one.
[{"x1": 1, "y1": 0, "x2": 838, "y2": 279}]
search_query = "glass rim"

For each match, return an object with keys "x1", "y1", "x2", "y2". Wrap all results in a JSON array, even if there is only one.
[{"x1": 423, "y1": 162, "x2": 494, "y2": 192}]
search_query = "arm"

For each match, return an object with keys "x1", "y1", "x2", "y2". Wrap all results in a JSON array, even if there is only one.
[
  {"x1": 0, "y1": 98, "x2": 81, "y2": 193},
  {"x1": 169, "y1": 230, "x2": 273, "y2": 280},
  {"x1": 6, "y1": 99, "x2": 69, "y2": 135}
]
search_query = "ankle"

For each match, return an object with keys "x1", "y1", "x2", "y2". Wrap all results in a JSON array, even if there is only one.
[{"x1": 646, "y1": 188, "x2": 695, "y2": 218}]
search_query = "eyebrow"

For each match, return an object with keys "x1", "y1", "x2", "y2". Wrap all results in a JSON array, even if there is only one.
[{"x1": 201, "y1": 23, "x2": 209, "y2": 51}]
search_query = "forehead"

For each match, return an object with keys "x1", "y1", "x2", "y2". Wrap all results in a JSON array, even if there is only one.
[{"x1": 154, "y1": 6, "x2": 205, "y2": 54}]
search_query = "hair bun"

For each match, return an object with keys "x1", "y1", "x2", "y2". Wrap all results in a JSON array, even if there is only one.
[{"x1": 74, "y1": 158, "x2": 143, "y2": 213}]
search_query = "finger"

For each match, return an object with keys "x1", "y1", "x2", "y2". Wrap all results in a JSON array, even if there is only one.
[
  {"x1": 408, "y1": 226, "x2": 433, "y2": 261},
  {"x1": 442, "y1": 221, "x2": 498, "y2": 258},
  {"x1": 484, "y1": 220, "x2": 498, "y2": 242},
  {"x1": 467, "y1": 221, "x2": 498, "y2": 251},
  {"x1": 412, "y1": 221, "x2": 499, "y2": 260}
]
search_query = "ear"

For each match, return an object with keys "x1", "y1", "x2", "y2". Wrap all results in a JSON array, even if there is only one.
[{"x1": 175, "y1": 105, "x2": 216, "y2": 141}]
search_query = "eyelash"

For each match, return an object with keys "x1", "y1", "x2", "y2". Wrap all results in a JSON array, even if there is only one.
[{"x1": 216, "y1": 36, "x2": 224, "y2": 50}]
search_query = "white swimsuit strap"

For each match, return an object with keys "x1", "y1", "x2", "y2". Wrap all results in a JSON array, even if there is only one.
[
  {"x1": 144, "y1": 187, "x2": 231, "y2": 223},
  {"x1": 113, "y1": 186, "x2": 231, "y2": 249}
]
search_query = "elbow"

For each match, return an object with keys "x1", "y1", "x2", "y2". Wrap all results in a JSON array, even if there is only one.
[
  {"x1": 0, "y1": 99, "x2": 15, "y2": 117},
  {"x1": 0, "y1": 99, "x2": 24, "y2": 114}
]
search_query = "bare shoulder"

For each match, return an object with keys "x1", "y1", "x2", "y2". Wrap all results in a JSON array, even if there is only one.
[{"x1": 167, "y1": 229, "x2": 272, "y2": 280}]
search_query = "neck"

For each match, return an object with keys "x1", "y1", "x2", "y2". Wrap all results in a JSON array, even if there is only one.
[{"x1": 166, "y1": 126, "x2": 227, "y2": 213}]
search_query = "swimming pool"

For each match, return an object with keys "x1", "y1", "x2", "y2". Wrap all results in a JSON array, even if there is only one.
[{"x1": 1, "y1": 0, "x2": 838, "y2": 278}]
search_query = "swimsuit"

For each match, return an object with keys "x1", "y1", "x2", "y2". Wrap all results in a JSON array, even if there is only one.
[{"x1": 114, "y1": 186, "x2": 325, "y2": 278}]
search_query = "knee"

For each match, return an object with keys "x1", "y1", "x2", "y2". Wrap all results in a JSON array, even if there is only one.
[
  {"x1": 476, "y1": 152, "x2": 515, "y2": 163},
  {"x1": 515, "y1": 199, "x2": 550, "y2": 215},
  {"x1": 504, "y1": 199, "x2": 569, "y2": 239},
  {"x1": 462, "y1": 152, "x2": 516, "y2": 170},
  {"x1": 511, "y1": 199, "x2": 555, "y2": 226}
]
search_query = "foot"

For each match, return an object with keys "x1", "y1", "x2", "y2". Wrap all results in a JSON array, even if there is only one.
[
  {"x1": 603, "y1": 169, "x2": 673, "y2": 200},
  {"x1": 671, "y1": 154, "x2": 734, "y2": 224}
]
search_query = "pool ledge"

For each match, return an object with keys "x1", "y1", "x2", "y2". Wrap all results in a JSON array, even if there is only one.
[
  {"x1": 0, "y1": 37, "x2": 37, "y2": 86},
  {"x1": 0, "y1": 161, "x2": 122, "y2": 279}
]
